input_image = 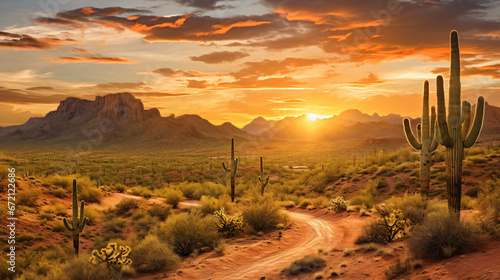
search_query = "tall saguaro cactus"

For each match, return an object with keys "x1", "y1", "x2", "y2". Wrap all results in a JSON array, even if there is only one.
[
  {"x1": 259, "y1": 156, "x2": 270, "y2": 195},
  {"x1": 63, "y1": 179, "x2": 89, "y2": 255},
  {"x1": 222, "y1": 138, "x2": 239, "y2": 202},
  {"x1": 435, "y1": 31, "x2": 485, "y2": 216},
  {"x1": 403, "y1": 81, "x2": 439, "y2": 197}
]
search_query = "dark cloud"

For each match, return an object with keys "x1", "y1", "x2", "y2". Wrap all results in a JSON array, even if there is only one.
[
  {"x1": 190, "y1": 51, "x2": 249, "y2": 64},
  {"x1": 0, "y1": 87, "x2": 73, "y2": 104},
  {"x1": 172, "y1": 0, "x2": 234, "y2": 10},
  {"x1": 151, "y1": 68, "x2": 206, "y2": 77},
  {"x1": 94, "y1": 82, "x2": 150, "y2": 90},
  {"x1": 186, "y1": 79, "x2": 209, "y2": 88},
  {"x1": 26, "y1": 86, "x2": 55, "y2": 91},
  {"x1": 432, "y1": 63, "x2": 500, "y2": 79},
  {"x1": 0, "y1": 31, "x2": 80, "y2": 50},
  {"x1": 42, "y1": 56, "x2": 137, "y2": 64}
]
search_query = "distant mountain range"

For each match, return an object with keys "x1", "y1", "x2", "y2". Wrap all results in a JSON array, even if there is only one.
[{"x1": 1, "y1": 92, "x2": 498, "y2": 148}]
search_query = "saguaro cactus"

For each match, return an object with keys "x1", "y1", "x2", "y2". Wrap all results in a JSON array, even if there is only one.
[
  {"x1": 222, "y1": 138, "x2": 239, "y2": 202},
  {"x1": 63, "y1": 179, "x2": 89, "y2": 255},
  {"x1": 259, "y1": 156, "x2": 270, "y2": 195},
  {"x1": 435, "y1": 31, "x2": 485, "y2": 216},
  {"x1": 403, "y1": 81, "x2": 439, "y2": 197}
]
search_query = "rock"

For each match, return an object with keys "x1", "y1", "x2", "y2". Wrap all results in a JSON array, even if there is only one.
[
  {"x1": 314, "y1": 273, "x2": 323, "y2": 279},
  {"x1": 260, "y1": 276, "x2": 266, "y2": 280},
  {"x1": 331, "y1": 271, "x2": 339, "y2": 277}
]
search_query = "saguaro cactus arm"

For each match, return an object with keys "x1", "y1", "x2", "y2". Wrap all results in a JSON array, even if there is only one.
[
  {"x1": 403, "y1": 118, "x2": 422, "y2": 150},
  {"x1": 436, "y1": 76, "x2": 454, "y2": 148},
  {"x1": 461, "y1": 102, "x2": 471, "y2": 137},
  {"x1": 222, "y1": 162, "x2": 231, "y2": 172},
  {"x1": 464, "y1": 96, "x2": 485, "y2": 148}
]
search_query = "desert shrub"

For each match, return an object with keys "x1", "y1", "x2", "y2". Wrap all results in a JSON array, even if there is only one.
[
  {"x1": 242, "y1": 196, "x2": 287, "y2": 232},
  {"x1": 349, "y1": 179, "x2": 381, "y2": 209},
  {"x1": 60, "y1": 254, "x2": 117, "y2": 280},
  {"x1": 104, "y1": 218, "x2": 127, "y2": 233},
  {"x1": 310, "y1": 196, "x2": 330, "y2": 208},
  {"x1": 178, "y1": 182, "x2": 201, "y2": 199},
  {"x1": 48, "y1": 175, "x2": 72, "y2": 189},
  {"x1": 297, "y1": 199, "x2": 313, "y2": 209},
  {"x1": 465, "y1": 186, "x2": 480, "y2": 198},
  {"x1": 285, "y1": 253, "x2": 326, "y2": 275},
  {"x1": 330, "y1": 196, "x2": 349, "y2": 212},
  {"x1": 163, "y1": 189, "x2": 184, "y2": 208},
  {"x1": 473, "y1": 207, "x2": 500, "y2": 238},
  {"x1": 131, "y1": 235, "x2": 179, "y2": 272},
  {"x1": 213, "y1": 208, "x2": 243, "y2": 237},
  {"x1": 408, "y1": 212, "x2": 481, "y2": 259},
  {"x1": 130, "y1": 186, "x2": 153, "y2": 198},
  {"x1": 85, "y1": 206, "x2": 100, "y2": 225},
  {"x1": 384, "y1": 193, "x2": 432, "y2": 225},
  {"x1": 461, "y1": 195, "x2": 476, "y2": 210},
  {"x1": 468, "y1": 155, "x2": 488, "y2": 164},
  {"x1": 133, "y1": 215, "x2": 160, "y2": 237},
  {"x1": 200, "y1": 194, "x2": 232, "y2": 215},
  {"x1": 385, "y1": 258, "x2": 415, "y2": 280},
  {"x1": 90, "y1": 243, "x2": 132, "y2": 268},
  {"x1": 79, "y1": 186, "x2": 103, "y2": 203},
  {"x1": 17, "y1": 189, "x2": 42, "y2": 207},
  {"x1": 115, "y1": 198, "x2": 138, "y2": 215},
  {"x1": 356, "y1": 210, "x2": 410, "y2": 244},
  {"x1": 147, "y1": 205, "x2": 172, "y2": 221},
  {"x1": 477, "y1": 180, "x2": 500, "y2": 213},
  {"x1": 111, "y1": 184, "x2": 126, "y2": 193},
  {"x1": 158, "y1": 210, "x2": 220, "y2": 256},
  {"x1": 52, "y1": 187, "x2": 67, "y2": 198},
  {"x1": 52, "y1": 221, "x2": 66, "y2": 232}
]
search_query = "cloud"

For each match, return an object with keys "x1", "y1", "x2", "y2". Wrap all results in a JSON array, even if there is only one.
[
  {"x1": 352, "y1": 73, "x2": 385, "y2": 85},
  {"x1": 231, "y1": 57, "x2": 325, "y2": 79},
  {"x1": 187, "y1": 80, "x2": 209, "y2": 89},
  {"x1": 0, "y1": 87, "x2": 74, "y2": 104},
  {"x1": 0, "y1": 103, "x2": 42, "y2": 127},
  {"x1": 114, "y1": 91, "x2": 190, "y2": 98},
  {"x1": 190, "y1": 51, "x2": 249, "y2": 64},
  {"x1": 432, "y1": 63, "x2": 500, "y2": 79},
  {"x1": 42, "y1": 56, "x2": 137, "y2": 64},
  {"x1": 150, "y1": 68, "x2": 207, "y2": 77},
  {"x1": 0, "y1": 31, "x2": 81, "y2": 50},
  {"x1": 26, "y1": 86, "x2": 55, "y2": 91},
  {"x1": 172, "y1": 0, "x2": 234, "y2": 10},
  {"x1": 94, "y1": 82, "x2": 150, "y2": 90}
]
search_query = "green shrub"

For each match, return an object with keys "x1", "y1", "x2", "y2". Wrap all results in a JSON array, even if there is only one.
[
  {"x1": 200, "y1": 194, "x2": 232, "y2": 215},
  {"x1": 60, "y1": 254, "x2": 117, "y2": 280},
  {"x1": 112, "y1": 184, "x2": 126, "y2": 193},
  {"x1": 79, "y1": 186, "x2": 103, "y2": 203},
  {"x1": 17, "y1": 189, "x2": 42, "y2": 207},
  {"x1": 464, "y1": 186, "x2": 480, "y2": 198},
  {"x1": 285, "y1": 253, "x2": 326, "y2": 275},
  {"x1": 130, "y1": 186, "x2": 153, "y2": 198},
  {"x1": 48, "y1": 175, "x2": 72, "y2": 189},
  {"x1": 242, "y1": 196, "x2": 287, "y2": 232},
  {"x1": 115, "y1": 198, "x2": 138, "y2": 215},
  {"x1": 131, "y1": 235, "x2": 180, "y2": 272},
  {"x1": 52, "y1": 187, "x2": 67, "y2": 198},
  {"x1": 356, "y1": 210, "x2": 410, "y2": 244},
  {"x1": 147, "y1": 205, "x2": 172, "y2": 221},
  {"x1": 158, "y1": 210, "x2": 220, "y2": 256},
  {"x1": 408, "y1": 212, "x2": 481, "y2": 259},
  {"x1": 297, "y1": 199, "x2": 313, "y2": 209},
  {"x1": 164, "y1": 189, "x2": 184, "y2": 208},
  {"x1": 104, "y1": 218, "x2": 127, "y2": 233}
]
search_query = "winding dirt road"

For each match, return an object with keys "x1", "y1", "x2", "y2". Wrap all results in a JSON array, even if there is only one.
[{"x1": 102, "y1": 193, "x2": 365, "y2": 280}]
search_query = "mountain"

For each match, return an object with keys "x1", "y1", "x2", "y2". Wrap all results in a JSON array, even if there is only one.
[
  {"x1": 0, "y1": 93, "x2": 252, "y2": 147},
  {"x1": 242, "y1": 117, "x2": 277, "y2": 135},
  {"x1": 477, "y1": 102, "x2": 500, "y2": 141}
]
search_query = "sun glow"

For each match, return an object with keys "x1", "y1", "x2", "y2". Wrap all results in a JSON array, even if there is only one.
[{"x1": 307, "y1": 114, "x2": 331, "y2": 121}]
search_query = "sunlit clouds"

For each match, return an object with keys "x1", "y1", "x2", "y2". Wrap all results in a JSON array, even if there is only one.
[{"x1": 0, "y1": 0, "x2": 499, "y2": 127}]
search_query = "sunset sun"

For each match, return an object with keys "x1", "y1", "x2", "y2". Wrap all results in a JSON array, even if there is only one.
[{"x1": 307, "y1": 114, "x2": 331, "y2": 121}]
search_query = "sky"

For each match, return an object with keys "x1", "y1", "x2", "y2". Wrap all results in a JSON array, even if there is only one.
[{"x1": 0, "y1": 0, "x2": 499, "y2": 127}]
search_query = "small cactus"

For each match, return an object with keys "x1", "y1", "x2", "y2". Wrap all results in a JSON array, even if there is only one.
[
  {"x1": 259, "y1": 156, "x2": 270, "y2": 195},
  {"x1": 63, "y1": 179, "x2": 89, "y2": 255},
  {"x1": 90, "y1": 243, "x2": 132, "y2": 266},
  {"x1": 403, "y1": 81, "x2": 439, "y2": 197},
  {"x1": 213, "y1": 207, "x2": 243, "y2": 237},
  {"x1": 222, "y1": 138, "x2": 239, "y2": 202},
  {"x1": 330, "y1": 196, "x2": 349, "y2": 212}
]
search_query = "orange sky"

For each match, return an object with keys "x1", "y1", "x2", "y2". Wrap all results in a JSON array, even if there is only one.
[{"x1": 0, "y1": 0, "x2": 499, "y2": 127}]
